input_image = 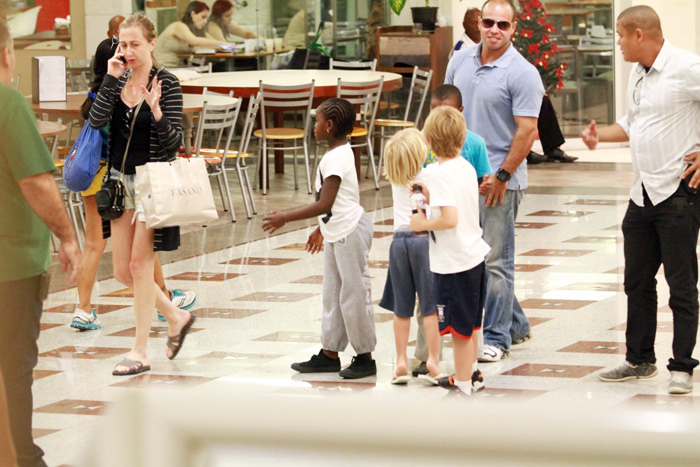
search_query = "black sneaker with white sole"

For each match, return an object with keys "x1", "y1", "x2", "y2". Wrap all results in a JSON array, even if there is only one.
[
  {"x1": 339, "y1": 354, "x2": 377, "y2": 379},
  {"x1": 412, "y1": 361, "x2": 428, "y2": 377},
  {"x1": 291, "y1": 350, "x2": 341, "y2": 373},
  {"x1": 472, "y1": 369, "x2": 485, "y2": 392}
]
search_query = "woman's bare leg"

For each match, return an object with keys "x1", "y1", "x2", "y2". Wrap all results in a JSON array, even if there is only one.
[{"x1": 76, "y1": 195, "x2": 107, "y2": 311}]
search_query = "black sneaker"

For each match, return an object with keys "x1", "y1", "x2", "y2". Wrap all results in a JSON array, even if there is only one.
[
  {"x1": 339, "y1": 354, "x2": 377, "y2": 379},
  {"x1": 437, "y1": 374, "x2": 457, "y2": 390},
  {"x1": 472, "y1": 369, "x2": 485, "y2": 392},
  {"x1": 291, "y1": 350, "x2": 341, "y2": 373},
  {"x1": 412, "y1": 361, "x2": 429, "y2": 377}
]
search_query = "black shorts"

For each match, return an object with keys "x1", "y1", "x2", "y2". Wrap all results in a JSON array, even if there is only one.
[{"x1": 435, "y1": 262, "x2": 486, "y2": 340}]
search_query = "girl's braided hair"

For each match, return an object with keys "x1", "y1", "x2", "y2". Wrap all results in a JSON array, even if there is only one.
[{"x1": 318, "y1": 98, "x2": 355, "y2": 138}]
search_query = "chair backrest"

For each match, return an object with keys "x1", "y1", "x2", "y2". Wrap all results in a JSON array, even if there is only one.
[
  {"x1": 302, "y1": 49, "x2": 330, "y2": 70},
  {"x1": 258, "y1": 80, "x2": 315, "y2": 135},
  {"x1": 187, "y1": 55, "x2": 213, "y2": 73},
  {"x1": 223, "y1": 94, "x2": 261, "y2": 171},
  {"x1": 202, "y1": 87, "x2": 234, "y2": 98},
  {"x1": 193, "y1": 99, "x2": 242, "y2": 160},
  {"x1": 329, "y1": 58, "x2": 377, "y2": 71},
  {"x1": 403, "y1": 66, "x2": 433, "y2": 126},
  {"x1": 336, "y1": 76, "x2": 384, "y2": 135},
  {"x1": 10, "y1": 75, "x2": 20, "y2": 90}
]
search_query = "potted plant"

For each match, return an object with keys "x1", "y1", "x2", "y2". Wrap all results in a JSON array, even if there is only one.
[{"x1": 390, "y1": 0, "x2": 439, "y2": 32}]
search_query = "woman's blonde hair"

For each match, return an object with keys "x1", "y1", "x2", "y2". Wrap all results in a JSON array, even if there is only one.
[
  {"x1": 423, "y1": 106, "x2": 466, "y2": 159},
  {"x1": 120, "y1": 15, "x2": 159, "y2": 66},
  {"x1": 120, "y1": 14, "x2": 157, "y2": 42},
  {"x1": 383, "y1": 128, "x2": 428, "y2": 187}
]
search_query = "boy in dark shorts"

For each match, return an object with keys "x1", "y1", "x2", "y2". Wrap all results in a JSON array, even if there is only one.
[{"x1": 410, "y1": 106, "x2": 491, "y2": 394}]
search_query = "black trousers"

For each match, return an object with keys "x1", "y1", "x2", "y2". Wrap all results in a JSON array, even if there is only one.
[
  {"x1": 538, "y1": 95, "x2": 566, "y2": 154},
  {"x1": 622, "y1": 186, "x2": 700, "y2": 374},
  {"x1": 0, "y1": 275, "x2": 47, "y2": 467}
]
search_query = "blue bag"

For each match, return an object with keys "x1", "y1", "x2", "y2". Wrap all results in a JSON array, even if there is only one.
[{"x1": 62, "y1": 122, "x2": 104, "y2": 192}]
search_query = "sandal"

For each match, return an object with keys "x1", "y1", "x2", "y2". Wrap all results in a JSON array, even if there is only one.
[
  {"x1": 166, "y1": 311, "x2": 196, "y2": 360},
  {"x1": 112, "y1": 358, "x2": 151, "y2": 376},
  {"x1": 418, "y1": 373, "x2": 445, "y2": 386},
  {"x1": 391, "y1": 373, "x2": 411, "y2": 385}
]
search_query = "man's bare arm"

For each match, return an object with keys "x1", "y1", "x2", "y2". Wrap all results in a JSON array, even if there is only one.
[
  {"x1": 18, "y1": 172, "x2": 81, "y2": 284},
  {"x1": 484, "y1": 116, "x2": 537, "y2": 207}
]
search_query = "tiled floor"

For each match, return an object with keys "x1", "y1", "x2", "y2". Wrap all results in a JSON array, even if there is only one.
[{"x1": 33, "y1": 142, "x2": 700, "y2": 465}]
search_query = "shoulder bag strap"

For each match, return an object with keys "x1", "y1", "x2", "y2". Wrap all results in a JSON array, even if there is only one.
[{"x1": 118, "y1": 68, "x2": 163, "y2": 181}]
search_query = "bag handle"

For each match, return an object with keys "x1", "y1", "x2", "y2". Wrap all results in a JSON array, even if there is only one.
[{"x1": 118, "y1": 67, "x2": 164, "y2": 182}]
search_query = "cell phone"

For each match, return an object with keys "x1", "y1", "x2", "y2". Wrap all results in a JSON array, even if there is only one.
[{"x1": 119, "y1": 55, "x2": 127, "y2": 64}]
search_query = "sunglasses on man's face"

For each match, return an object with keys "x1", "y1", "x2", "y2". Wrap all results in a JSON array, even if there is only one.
[{"x1": 481, "y1": 18, "x2": 512, "y2": 31}]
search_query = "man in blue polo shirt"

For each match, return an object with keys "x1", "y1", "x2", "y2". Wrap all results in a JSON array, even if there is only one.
[{"x1": 445, "y1": 0, "x2": 544, "y2": 362}]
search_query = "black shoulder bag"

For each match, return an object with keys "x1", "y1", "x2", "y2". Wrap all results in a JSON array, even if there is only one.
[{"x1": 95, "y1": 82, "x2": 149, "y2": 221}]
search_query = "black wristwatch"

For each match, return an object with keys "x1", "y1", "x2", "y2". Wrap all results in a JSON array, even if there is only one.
[{"x1": 495, "y1": 168, "x2": 511, "y2": 183}]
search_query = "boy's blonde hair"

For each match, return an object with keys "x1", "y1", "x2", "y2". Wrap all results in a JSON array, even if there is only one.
[
  {"x1": 423, "y1": 106, "x2": 466, "y2": 159},
  {"x1": 383, "y1": 128, "x2": 428, "y2": 187}
]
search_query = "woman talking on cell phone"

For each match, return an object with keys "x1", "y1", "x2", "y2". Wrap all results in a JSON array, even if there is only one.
[{"x1": 89, "y1": 14, "x2": 196, "y2": 376}]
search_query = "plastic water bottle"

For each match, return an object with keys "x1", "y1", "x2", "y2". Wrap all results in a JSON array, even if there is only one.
[{"x1": 410, "y1": 184, "x2": 429, "y2": 237}]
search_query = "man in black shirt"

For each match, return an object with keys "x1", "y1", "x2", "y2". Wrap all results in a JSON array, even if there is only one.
[{"x1": 91, "y1": 16, "x2": 125, "y2": 86}]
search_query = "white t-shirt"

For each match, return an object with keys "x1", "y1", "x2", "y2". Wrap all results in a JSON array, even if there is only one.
[
  {"x1": 391, "y1": 166, "x2": 433, "y2": 231},
  {"x1": 424, "y1": 157, "x2": 490, "y2": 274},
  {"x1": 315, "y1": 143, "x2": 364, "y2": 242}
]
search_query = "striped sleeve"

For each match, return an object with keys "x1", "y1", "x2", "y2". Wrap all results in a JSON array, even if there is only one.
[
  {"x1": 153, "y1": 71, "x2": 183, "y2": 157},
  {"x1": 89, "y1": 74, "x2": 122, "y2": 129}
]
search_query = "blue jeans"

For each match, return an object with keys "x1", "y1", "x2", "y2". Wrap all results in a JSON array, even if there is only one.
[{"x1": 479, "y1": 190, "x2": 530, "y2": 351}]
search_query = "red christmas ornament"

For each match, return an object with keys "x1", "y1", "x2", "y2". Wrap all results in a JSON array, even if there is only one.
[{"x1": 528, "y1": 43, "x2": 540, "y2": 54}]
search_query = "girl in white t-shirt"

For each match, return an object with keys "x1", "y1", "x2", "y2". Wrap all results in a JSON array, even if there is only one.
[{"x1": 262, "y1": 98, "x2": 377, "y2": 379}]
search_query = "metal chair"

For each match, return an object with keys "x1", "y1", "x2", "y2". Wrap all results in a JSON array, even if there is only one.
[
  {"x1": 192, "y1": 99, "x2": 243, "y2": 222},
  {"x1": 373, "y1": 66, "x2": 432, "y2": 179},
  {"x1": 329, "y1": 58, "x2": 377, "y2": 71},
  {"x1": 199, "y1": 95, "x2": 260, "y2": 219},
  {"x1": 313, "y1": 76, "x2": 384, "y2": 190},
  {"x1": 253, "y1": 80, "x2": 315, "y2": 195},
  {"x1": 49, "y1": 118, "x2": 86, "y2": 250},
  {"x1": 187, "y1": 55, "x2": 214, "y2": 73},
  {"x1": 66, "y1": 59, "x2": 92, "y2": 92}
]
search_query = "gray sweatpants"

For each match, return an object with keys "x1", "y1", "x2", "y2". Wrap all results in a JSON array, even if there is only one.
[{"x1": 321, "y1": 212, "x2": 377, "y2": 354}]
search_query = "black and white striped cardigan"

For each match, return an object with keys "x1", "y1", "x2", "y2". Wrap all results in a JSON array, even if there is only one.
[{"x1": 89, "y1": 66, "x2": 183, "y2": 251}]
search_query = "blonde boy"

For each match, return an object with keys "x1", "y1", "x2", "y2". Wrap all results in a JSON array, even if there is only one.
[
  {"x1": 380, "y1": 129, "x2": 442, "y2": 383},
  {"x1": 410, "y1": 106, "x2": 491, "y2": 394}
]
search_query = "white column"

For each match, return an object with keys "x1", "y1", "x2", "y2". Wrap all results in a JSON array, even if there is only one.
[{"x1": 84, "y1": 0, "x2": 132, "y2": 61}]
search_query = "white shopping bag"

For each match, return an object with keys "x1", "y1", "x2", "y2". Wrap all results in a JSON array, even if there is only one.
[{"x1": 136, "y1": 158, "x2": 218, "y2": 229}]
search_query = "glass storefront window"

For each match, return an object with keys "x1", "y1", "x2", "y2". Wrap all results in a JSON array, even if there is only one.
[{"x1": 543, "y1": 0, "x2": 614, "y2": 137}]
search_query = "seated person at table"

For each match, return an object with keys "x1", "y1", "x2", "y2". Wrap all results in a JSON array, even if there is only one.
[
  {"x1": 154, "y1": 1, "x2": 231, "y2": 67},
  {"x1": 207, "y1": 0, "x2": 257, "y2": 42}
]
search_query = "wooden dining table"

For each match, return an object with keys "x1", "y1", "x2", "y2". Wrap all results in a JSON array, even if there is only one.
[{"x1": 37, "y1": 120, "x2": 67, "y2": 138}]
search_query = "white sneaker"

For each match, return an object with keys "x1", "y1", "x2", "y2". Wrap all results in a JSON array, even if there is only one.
[
  {"x1": 158, "y1": 289, "x2": 197, "y2": 321},
  {"x1": 478, "y1": 344, "x2": 509, "y2": 362},
  {"x1": 668, "y1": 371, "x2": 693, "y2": 394},
  {"x1": 70, "y1": 308, "x2": 101, "y2": 331},
  {"x1": 170, "y1": 289, "x2": 196, "y2": 310}
]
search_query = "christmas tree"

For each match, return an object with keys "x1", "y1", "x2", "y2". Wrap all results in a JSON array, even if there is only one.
[{"x1": 512, "y1": 0, "x2": 566, "y2": 93}]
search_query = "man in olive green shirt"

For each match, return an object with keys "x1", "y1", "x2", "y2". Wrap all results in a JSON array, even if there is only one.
[{"x1": 0, "y1": 19, "x2": 80, "y2": 467}]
